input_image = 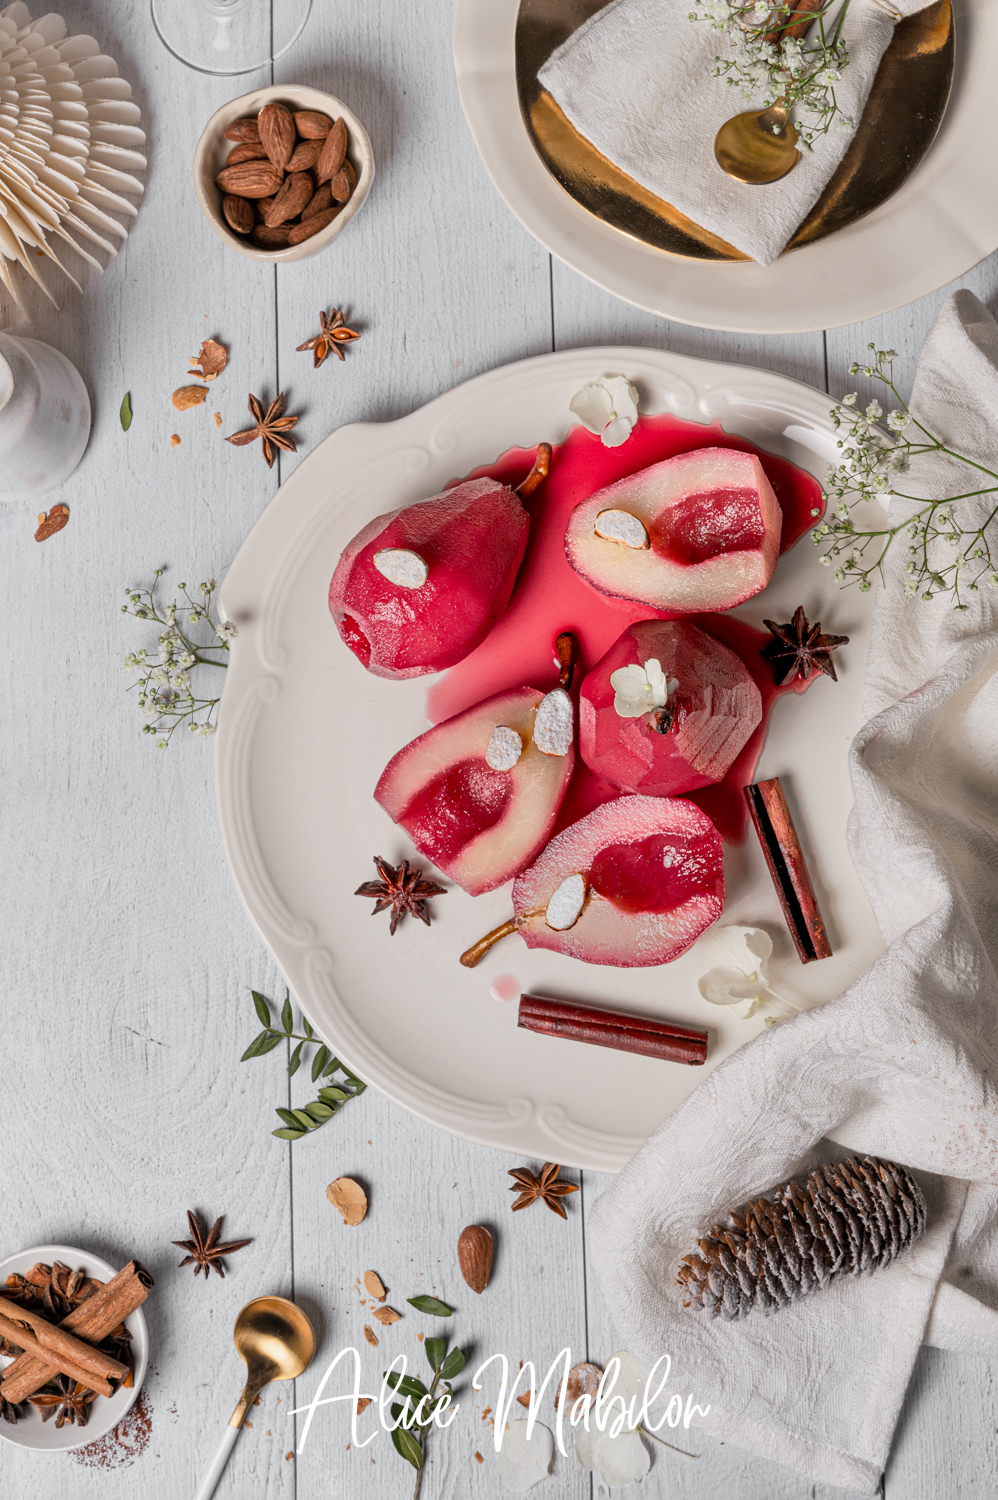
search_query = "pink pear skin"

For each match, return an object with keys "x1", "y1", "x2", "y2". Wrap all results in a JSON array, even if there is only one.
[
  {"x1": 329, "y1": 476, "x2": 529, "y2": 679},
  {"x1": 565, "y1": 447, "x2": 782, "y2": 613},
  {"x1": 462, "y1": 795, "x2": 724, "y2": 969},
  {"x1": 580, "y1": 619, "x2": 761, "y2": 797}
]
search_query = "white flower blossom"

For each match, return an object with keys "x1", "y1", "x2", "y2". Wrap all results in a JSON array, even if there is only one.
[
  {"x1": 495, "y1": 1420, "x2": 554, "y2": 1491},
  {"x1": 697, "y1": 926, "x2": 799, "y2": 1021},
  {"x1": 570, "y1": 374, "x2": 640, "y2": 448},
  {"x1": 609, "y1": 658, "x2": 679, "y2": 719}
]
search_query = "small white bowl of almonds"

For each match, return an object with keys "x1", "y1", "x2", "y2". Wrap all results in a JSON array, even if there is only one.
[{"x1": 193, "y1": 85, "x2": 374, "y2": 262}]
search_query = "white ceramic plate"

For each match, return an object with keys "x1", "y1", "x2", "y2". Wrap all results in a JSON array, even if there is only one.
[
  {"x1": 0, "y1": 1245, "x2": 149, "y2": 1453},
  {"x1": 216, "y1": 346, "x2": 884, "y2": 1172},
  {"x1": 452, "y1": 0, "x2": 996, "y2": 333}
]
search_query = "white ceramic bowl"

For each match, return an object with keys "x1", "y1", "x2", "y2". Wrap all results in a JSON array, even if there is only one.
[
  {"x1": 193, "y1": 85, "x2": 374, "y2": 263},
  {"x1": 0, "y1": 1244, "x2": 150, "y2": 1453}
]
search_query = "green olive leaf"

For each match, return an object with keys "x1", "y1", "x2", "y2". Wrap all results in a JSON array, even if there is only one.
[
  {"x1": 272, "y1": 1127, "x2": 305, "y2": 1140},
  {"x1": 281, "y1": 996, "x2": 294, "y2": 1033},
  {"x1": 424, "y1": 1337, "x2": 446, "y2": 1373},
  {"x1": 438, "y1": 1346, "x2": 465, "y2": 1380},
  {"x1": 120, "y1": 391, "x2": 132, "y2": 431},
  {"x1": 289, "y1": 1040, "x2": 304, "y2": 1077},
  {"x1": 406, "y1": 1296, "x2": 452, "y2": 1318},
  {"x1": 390, "y1": 1426, "x2": 423, "y2": 1470},
  {"x1": 252, "y1": 991, "x2": 271, "y2": 1027}
]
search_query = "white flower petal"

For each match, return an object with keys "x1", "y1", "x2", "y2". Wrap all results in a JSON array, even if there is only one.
[
  {"x1": 496, "y1": 1420, "x2": 554, "y2": 1492},
  {"x1": 699, "y1": 924, "x2": 773, "y2": 978},
  {"x1": 601, "y1": 415, "x2": 635, "y2": 449},
  {"x1": 576, "y1": 1424, "x2": 650, "y2": 1487},
  {"x1": 603, "y1": 1351, "x2": 647, "y2": 1410},
  {"x1": 569, "y1": 382, "x2": 614, "y2": 434},
  {"x1": 610, "y1": 663, "x2": 652, "y2": 700},
  {"x1": 698, "y1": 965, "x2": 762, "y2": 1006},
  {"x1": 643, "y1": 658, "x2": 669, "y2": 707},
  {"x1": 601, "y1": 374, "x2": 640, "y2": 426}
]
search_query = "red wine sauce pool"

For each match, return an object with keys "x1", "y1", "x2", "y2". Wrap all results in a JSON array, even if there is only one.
[{"x1": 425, "y1": 415, "x2": 823, "y2": 844}]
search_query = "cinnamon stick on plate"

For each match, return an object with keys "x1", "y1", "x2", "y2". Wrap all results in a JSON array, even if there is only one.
[
  {"x1": 519, "y1": 994, "x2": 708, "y2": 1065},
  {"x1": 0, "y1": 1260, "x2": 153, "y2": 1406},
  {"x1": 745, "y1": 777, "x2": 831, "y2": 963},
  {"x1": 0, "y1": 1307, "x2": 123, "y2": 1397}
]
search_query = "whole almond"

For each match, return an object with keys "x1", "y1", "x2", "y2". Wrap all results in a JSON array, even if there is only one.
[
  {"x1": 265, "y1": 171, "x2": 314, "y2": 227},
  {"x1": 215, "y1": 161, "x2": 284, "y2": 198},
  {"x1": 224, "y1": 116, "x2": 261, "y2": 143},
  {"x1": 258, "y1": 101, "x2": 295, "y2": 172},
  {"x1": 34, "y1": 504, "x2": 69, "y2": 542},
  {"x1": 329, "y1": 158, "x2": 356, "y2": 204},
  {"x1": 302, "y1": 181, "x2": 333, "y2": 219},
  {"x1": 294, "y1": 109, "x2": 333, "y2": 139},
  {"x1": 287, "y1": 137, "x2": 323, "y2": 173},
  {"x1": 457, "y1": 1225, "x2": 493, "y2": 1294},
  {"x1": 251, "y1": 223, "x2": 293, "y2": 249},
  {"x1": 316, "y1": 117, "x2": 347, "y2": 182},
  {"x1": 288, "y1": 206, "x2": 340, "y2": 245},
  {"x1": 172, "y1": 385, "x2": 207, "y2": 411},
  {"x1": 226, "y1": 141, "x2": 267, "y2": 165},
  {"x1": 222, "y1": 194, "x2": 254, "y2": 234}
]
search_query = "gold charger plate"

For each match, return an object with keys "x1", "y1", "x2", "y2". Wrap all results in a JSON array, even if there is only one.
[{"x1": 516, "y1": 0, "x2": 954, "y2": 261}]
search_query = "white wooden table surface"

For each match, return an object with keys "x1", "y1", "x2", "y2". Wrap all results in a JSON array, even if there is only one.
[{"x1": 2, "y1": 1, "x2": 997, "y2": 1496}]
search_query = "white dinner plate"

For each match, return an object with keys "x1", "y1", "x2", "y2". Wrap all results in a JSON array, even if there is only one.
[
  {"x1": 216, "y1": 346, "x2": 884, "y2": 1171},
  {"x1": 0, "y1": 1245, "x2": 149, "y2": 1452},
  {"x1": 452, "y1": 0, "x2": 996, "y2": 333}
]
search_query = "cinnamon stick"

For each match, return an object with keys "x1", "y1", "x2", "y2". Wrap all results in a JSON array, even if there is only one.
[
  {"x1": 519, "y1": 994, "x2": 707, "y2": 1065},
  {"x1": 745, "y1": 778, "x2": 831, "y2": 963},
  {"x1": 1, "y1": 1260, "x2": 153, "y2": 1405},
  {"x1": 0, "y1": 1309, "x2": 118, "y2": 1397},
  {"x1": 764, "y1": 0, "x2": 825, "y2": 44},
  {"x1": 0, "y1": 1295, "x2": 128, "y2": 1386}
]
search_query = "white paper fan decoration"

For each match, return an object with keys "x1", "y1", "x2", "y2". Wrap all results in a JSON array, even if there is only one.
[{"x1": 0, "y1": 2, "x2": 146, "y2": 305}]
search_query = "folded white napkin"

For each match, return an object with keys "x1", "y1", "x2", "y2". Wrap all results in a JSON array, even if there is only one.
[
  {"x1": 588, "y1": 290, "x2": 998, "y2": 1495},
  {"x1": 539, "y1": 0, "x2": 926, "y2": 265}
]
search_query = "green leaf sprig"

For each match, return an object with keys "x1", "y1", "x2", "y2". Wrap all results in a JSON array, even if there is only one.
[
  {"x1": 385, "y1": 1336, "x2": 466, "y2": 1500},
  {"x1": 120, "y1": 391, "x2": 132, "y2": 430},
  {"x1": 241, "y1": 990, "x2": 367, "y2": 1140}
]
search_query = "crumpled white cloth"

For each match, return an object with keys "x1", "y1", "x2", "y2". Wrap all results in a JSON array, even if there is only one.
[
  {"x1": 538, "y1": 0, "x2": 927, "y2": 265},
  {"x1": 588, "y1": 289, "x2": 998, "y2": 1495}
]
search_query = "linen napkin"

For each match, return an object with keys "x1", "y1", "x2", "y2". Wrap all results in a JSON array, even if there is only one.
[
  {"x1": 588, "y1": 289, "x2": 998, "y2": 1495},
  {"x1": 538, "y1": 0, "x2": 927, "y2": 265}
]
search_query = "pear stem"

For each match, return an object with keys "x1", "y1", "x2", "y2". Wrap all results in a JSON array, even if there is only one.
[
  {"x1": 460, "y1": 918, "x2": 519, "y2": 968},
  {"x1": 554, "y1": 631, "x2": 577, "y2": 691},
  {"x1": 515, "y1": 442, "x2": 552, "y2": 500}
]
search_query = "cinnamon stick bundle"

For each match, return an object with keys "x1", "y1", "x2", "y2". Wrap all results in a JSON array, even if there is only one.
[
  {"x1": 745, "y1": 777, "x2": 831, "y2": 963},
  {"x1": 1, "y1": 1260, "x2": 153, "y2": 1406},
  {"x1": 0, "y1": 1308, "x2": 122, "y2": 1397},
  {"x1": 519, "y1": 994, "x2": 707, "y2": 1065}
]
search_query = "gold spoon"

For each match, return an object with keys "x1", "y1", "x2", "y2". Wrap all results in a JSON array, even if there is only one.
[
  {"x1": 193, "y1": 1295, "x2": 316, "y2": 1500},
  {"x1": 713, "y1": 100, "x2": 800, "y2": 184}
]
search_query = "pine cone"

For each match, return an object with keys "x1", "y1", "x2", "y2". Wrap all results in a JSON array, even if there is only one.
[{"x1": 676, "y1": 1155, "x2": 926, "y2": 1321}]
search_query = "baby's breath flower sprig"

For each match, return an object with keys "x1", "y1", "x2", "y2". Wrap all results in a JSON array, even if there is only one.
[
  {"x1": 689, "y1": 0, "x2": 852, "y2": 151},
  {"x1": 817, "y1": 345, "x2": 998, "y2": 609},
  {"x1": 120, "y1": 569, "x2": 237, "y2": 747}
]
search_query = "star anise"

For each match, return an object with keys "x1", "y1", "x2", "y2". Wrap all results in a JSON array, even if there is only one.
[
  {"x1": 296, "y1": 308, "x2": 361, "y2": 368},
  {"x1": 172, "y1": 1210, "x2": 252, "y2": 1280},
  {"x1": 1, "y1": 1393, "x2": 24, "y2": 1425},
  {"x1": 28, "y1": 1376, "x2": 98, "y2": 1428},
  {"x1": 355, "y1": 855, "x2": 446, "y2": 936},
  {"x1": 226, "y1": 392, "x2": 298, "y2": 468},
  {"x1": 760, "y1": 605, "x2": 849, "y2": 685},
  {"x1": 508, "y1": 1162, "x2": 579, "y2": 1219}
]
